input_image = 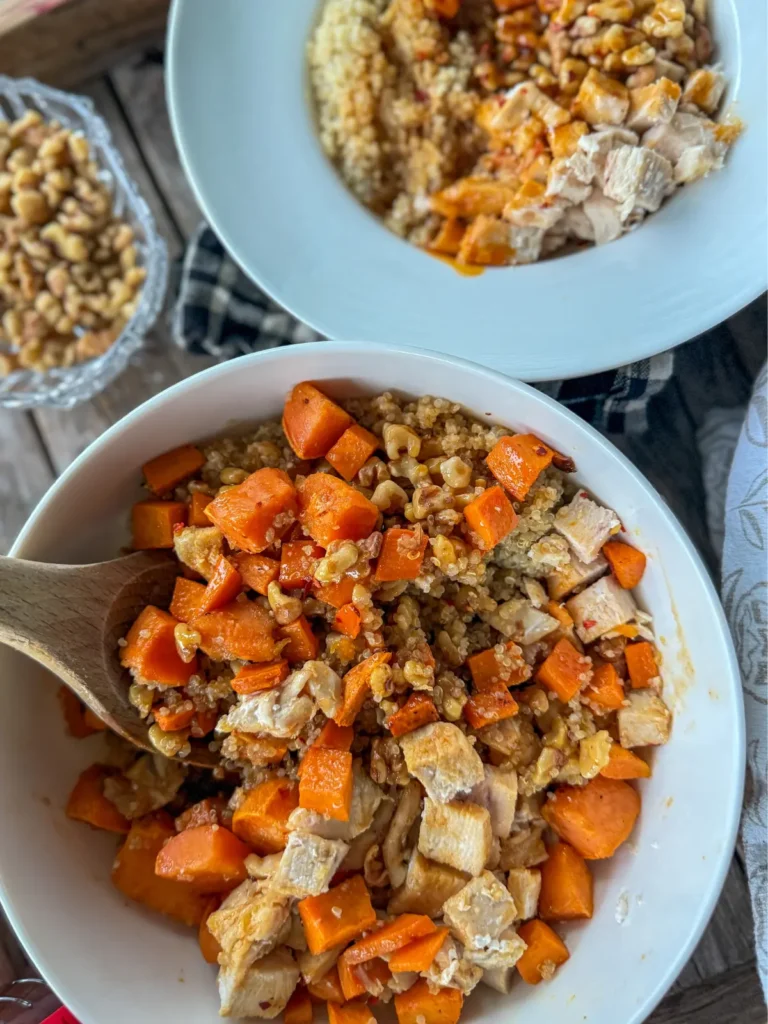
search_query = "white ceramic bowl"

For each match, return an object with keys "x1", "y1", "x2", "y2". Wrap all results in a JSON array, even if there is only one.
[
  {"x1": 166, "y1": 0, "x2": 767, "y2": 381},
  {"x1": 0, "y1": 344, "x2": 744, "y2": 1024}
]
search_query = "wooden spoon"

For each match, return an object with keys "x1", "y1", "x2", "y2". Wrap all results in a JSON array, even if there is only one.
[{"x1": 0, "y1": 552, "x2": 218, "y2": 769}]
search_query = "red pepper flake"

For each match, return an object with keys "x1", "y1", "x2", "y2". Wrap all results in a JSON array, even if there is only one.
[
  {"x1": 172, "y1": 521, "x2": 185, "y2": 534},
  {"x1": 535, "y1": 446, "x2": 548, "y2": 456},
  {"x1": 583, "y1": 619, "x2": 597, "y2": 629},
  {"x1": 580, "y1": 491, "x2": 589, "y2": 498},
  {"x1": 414, "y1": 88, "x2": 428, "y2": 102}
]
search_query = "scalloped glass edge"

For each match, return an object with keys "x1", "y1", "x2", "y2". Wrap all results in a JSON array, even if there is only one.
[{"x1": 0, "y1": 75, "x2": 169, "y2": 409}]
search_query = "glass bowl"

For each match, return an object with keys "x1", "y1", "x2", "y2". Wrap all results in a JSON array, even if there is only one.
[{"x1": 0, "y1": 75, "x2": 168, "y2": 409}]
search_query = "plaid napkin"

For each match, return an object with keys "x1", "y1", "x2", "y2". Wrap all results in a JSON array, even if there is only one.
[{"x1": 172, "y1": 223, "x2": 673, "y2": 436}]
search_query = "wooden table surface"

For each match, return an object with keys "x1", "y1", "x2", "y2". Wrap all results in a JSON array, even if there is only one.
[{"x1": 0, "y1": 2, "x2": 764, "y2": 1021}]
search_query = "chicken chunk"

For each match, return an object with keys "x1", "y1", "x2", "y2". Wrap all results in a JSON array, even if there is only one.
[
  {"x1": 643, "y1": 111, "x2": 724, "y2": 165},
  {"x1": 618, "y1": 690, "x2": 672, "y2": 747},
  {"x1": 567, "y1": 575, "x2": 638, "y2": 643},
  {"x1": 388, "y1": 849, "x2": 468, "y2": 917},
  {"x1": 102, "y1": 753, "x2": 185, "y2": 820},
  {"x1": 505, "y1": 182, "x2": 567, "y2": 230},
  {"x1": 499, "y1": 826, "x2": 548, "y2": 870},
  {"x1": 172, "y1": 525, "x2": 223, "y2": 581},
  {"x1": 581, "y1": 188, "x2": 624, "y2": 245},
  {"x1": 418, "y1": 798, "x2": 492, "y2": 877},
  {"x1": 271, "y1": 831, "x2": 349, "y2": 898},
  {"x1": 470, "y1": 765, "x2": 518, "y2": 839},
  {"x1": 572, "y1": 69, "x2": 630, "y2": 126},
  {"x1": 425, "y1": 936, "x2": 483, "y2": 996},
  {"x1": 654, "y1": 56, "x2": 686, "y2": 83},
  {"x1": 296, "y1": 944, "x2": 345, "y2": 985},
  {"x1": 464, "y1": 929, "x2": 527, "y2": 970},
  {"x1": 292, "y1": 661, "x2": 342, "y2": 720},
  {"x1": 218, "y1": 947, "x2": 299, "y2": 1019},
  {"x1": 288, "y1": 762, "x2": 384, "y2": 840},
  {"x1": 682, "y1": 66, "x2": 726, "y2": 115},
  {"x1": 507, "y1": 867, "x2": 542, "y2": 921},
  {"x1": 547, "y1": 549, "x2": 609, "y2": 601},
  {"x1": 482, "y1": 966, "x2": 516, "y2": 994},
  {"x1": 217, "y1": 671, "x2": 315, "y2": 739},
  {"x1": 674, "y1": 144, "x2": 724, "y2": 184},
  {"x1": 626, "y1": 78, "x2": 682, "y2": 132},
  {"x1": 208, "y1": 881, "x2": 291, "y2": 981},
  {"x1": 443, "y1": 871, "x2": 518, "y2": 953},
  {"x1": 492, "y1": 82, "x2": 571, "y2": 133},
  {"x1": 508, "y1": 225, "x2": 547, "y2": 265},
  {"x1": 554, "y1": 491, "x2": 621, "y2": 563},
  {"x1": 575, "y1": 128, "x2": 640, "y2": 187},
  {"x1": 343, "y1": 799, "x2": 395, "y2": 873},
  {"x1": 400, "y1": 722, "x2": 484, "y2": 803},
  {"x1": 561, "y1": 204, "x2": 595, "y2": 242},
  {"x1": 603, "y1": 145, "x2": 675, "y2": 220},
  {"x1": 546, "y1": 158, "x2": 593, "y2": 204},
  {"x1": 484, "y1": 598, "x2": 559, "y2": 645},
  {"x1": 478, "y1": 715, "x2": 540, "y2": 768},
  {"x1": 245, "y1": 852, "x2": 283, "y2": 880}
]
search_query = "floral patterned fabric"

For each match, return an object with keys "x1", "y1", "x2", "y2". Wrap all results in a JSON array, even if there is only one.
[{"x1": 0, "y1": 0, "x2": 69, "y2": 37}]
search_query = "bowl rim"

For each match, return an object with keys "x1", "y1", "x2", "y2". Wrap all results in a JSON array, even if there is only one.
[
  {"x1": 5, "y1": 341, "x2": 745, "y2": 1023},
  {"x1": 165, "y1": 0, "x2": 767, "y2": 382}
]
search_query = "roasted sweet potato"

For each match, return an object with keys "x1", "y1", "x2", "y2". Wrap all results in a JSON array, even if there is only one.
[
  {"x1": 463, "y1": 485, "x2": 518, "y2": 550},
  {"x1": 536, "y1": 638, "x2": 593, "y2": 703},
  {"x1": 280, "y1": 615, "x2": 320, "y2": 663},
  {"x1": 132, "y1": 500, "x2": 187, "y2": 550},
  {"x1": 327, "y1": 424, "x2": 380, "y2": 482},
  {"x1": 388, "y1": 927, "x2": 449, "y2": 973},
  {"x1": 335, "y1": 651, "x2": 392, "y2": 727},
  {"x1": 327, "y1": 1001, "x2": 375, "y2": 1024},
  {"x1": 231, "y1": 659, "x2": 290, "y2": 695},
  {"x1": 516, "y1": 919, "x2": 569, "y2": 984},
  {"x1": 299, "y1": 747, "x2": 354, "y2": 821},
  {"x1": 343, "y1": 914, "x2": 436, "y2": 965},
  {"x1": 315, "y1": 720, "x2": 354, "y2": 751},
  {"x1": 298, "y1": 875, "x2": 377, "y2": 954},
  {"x1": 280, "y1": 541, "x2": 325, "y2": 590},
  {"x1": 387, "y1": 693, "x2": 439, "y2": 738},
  {"x1": 58, "y1": 686, "x2": 102, "y2": 738},
  {"x1": 205, "y1": 468, "x2": 298, "y2": 553},
  {"x1": 143, "y1": 445, "x2": 206, "y2": 495},
  {"x1": 315, "y1": 574, "x2": 357, "y2": 609},
  {"x1": 374, "y1": 528, "x2": 429, "y2": 582},
  {"x1": 285, "y1": 987, "x2": 314, "y2": 1024},
  {"x1": 154, "y1": 824, "x2": 251, "y2": 893},
  {"x1": 299, "y1": 473, "x2": 379, "y2": 548},
  {"x1": 231, "y1": 777, "x2": 299, "y2": 854},
  {"x1": 169, "y1": 576, "x2": 206, "y2": 623},
  {"x1": 66, "y1": 765, "x2": 130, "y2": 833},
  {"x1": 394, "y1": 979, "x2": 463, "y2": 1024},
  {"x1": 188, "y1": 491, "x2": 213, "y2": 528},
  {"x1": 539, "y1": 843, "x2": 593, "y2": 921},
  {"x1": 542, "y1": 776, "x2": 641, "y2": 860},
  {"x1": 233, "y1": 552, "x2": 281, "y2": 596},
  {"x1": 198, "y1": 556, "x2": 242, "y2": 613},
  {"x1": 176, "y1": 798, "x2": 228, "y2": 832},
  {"x1": 307, "y1": 966, "x2": 345, "y2": 1004},
  {"x1": 581, "y1": 661, "x2": 625, "y2": 712},
  {"x1": 467, "y1": 641, "x2": 530, "y2": 690},
  {"x1": 192, "y1": 598, "x2": 277, "y2": 663},
  {"x1": 603, "y1": 539, "x2": 646, "y2": 589},
  {"x1": 333, "y1": 603, "x2": 362, "y2": 639},
  {"x1": 121, "y1": 605, "x2": 198, "y2": 686},
  {"x1": 600, "y1": 745, "x2": 651, "y2": 780},
  {"x1": 464, "y1": 684, "x2": 520, "y2": 730},
  {"x1": 486, "y1": 433, "x2": 555, "y2": 501},
  {"x1": 199, "y1": 898, "x2": 222, "y2": 964},
  {"x1": 625, "y1": 641, "x2": 659, "y2": 690},
  {"x1": 283, "y1": 382, "x2": 353, "y2": 460}
]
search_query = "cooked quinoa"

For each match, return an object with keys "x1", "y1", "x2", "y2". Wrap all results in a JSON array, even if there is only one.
[
  {"x1": 308, "y1": 0, "x2": 741, "y2": 265},
  {"x1": 64, "y1": 383, "x2": 672, "y2": 1019}
]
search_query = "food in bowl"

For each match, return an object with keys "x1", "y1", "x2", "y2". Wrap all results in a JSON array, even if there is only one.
[
  {"x1": 0, "y1": 110, "x2": 146, "y2": 375},
  {"x1": 308, "y1": 0, "x2": 741, "y2": 267},
  {"x1": 64, "y1": 381, "x2": 672, "y2": 1019}
]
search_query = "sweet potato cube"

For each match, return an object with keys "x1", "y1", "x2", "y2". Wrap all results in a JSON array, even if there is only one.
[
  {"x1": 169, "y1": 577, "x2": 206, "y2": 623},
  {"x1": 464, "y1": 485, "x2": 518, "y2": 550},
  {"x1": 603, "y1": 539, "x2": 647, "y2": 589},
  {"x1": 315, "y1": 720, "x2": 354, "y2": 751},
  {"x1": 232, "y1": 777, "x2": 299, "y2": 854},
  {"x1": 153, "y1": 703, "x2": 196, "y2": 732},
  {"x1": 58, "y1": 686, "x2": 102, "y2": 738},
  {"x1": 581, "y1": 661, "x2": 625, "y2": 711},
  {"x1": 307, "y1": 966, "x2": 345, "y2": 1004},
  {"x1": 112, "y1": 813, "x2": 209, "y2": 926},
  {"x1": 328, "y1": 1003, "x2": 375, "y2": 1024},
  {"x1": 315, "y1": 574, "x2": 357, "y2": 609},
  {"x1": 198, "y1": 899, "x2": 223, "y2": 964},
  {"x1": 542, "y1": 776, "x2": 640, "y2": 860},
  {"x1": 429, "y1": 218, "x2": 466, "y2": 256},
  {"x1": 464, "y1": 684, "x2": 520, "y2": 730},
  {"x1": 299, "y1": 747, "x2": 354, "y2": 822},
  {"x1": 374, "y1": 528, "x2": 429, "y2": 582},
  {"x1": 600, "y1": 745, "x2": 651, "y2": 780},
  {"x1": 66, "y1": 765, "x2": 130, "y2": 834},
  {"x1": 394, "y1": 979, "x2": 463, "y2": 1024},
  {"x1": 285, "y1": 987, "x2": 314, "y2": 1024},
  {"x1": 425, "y1": 0, "x2": 461, "y2": 18},
  {"x1": 298, "y1": 875, "x2": 377, "y2": 954},
  {"x1": 432, "y1": 177, "x2": 519, "y2": 219},
  {"x1": 176, "y1": 797, "x2": 228, "y2": 832},
  {"x1": 536, "y1": 638, "x2": 593, "y2": 703},
  {"x1": 205, "y1": 468, "x2": 298, "y2": 554},
  {"x1": 280, "y1": 615, "x2": 320, "y2": 663},
  {"x1": 233, "y1": 553, "x2": 281, "y2": 595},
  {"x1": 298, "y1": 473, "x2": 379, "y2": 548},
  {"x1": 283, "y1": 382, "x2": 354, "y2": 460},
  {"x1": 388, "y1": 927, "x2": 449, "y2": 973},
  {"x1": 625, "y1": 641, "x2": 659, "y2": 690},
  {"x1": 192, "y1": 598, "x2": 277, "y2": 663},
  {"x1": 468, "y1": 642, "x2": 530, "y2": 690},
  {"x1": 231, "y1": 659, "x2": 290, "y2": 695},
  {"x1": 516, "y1": 919, "x2": 570, "y2": 984},
  {"x1": 387, "y1": 693, "x2": 439, "y2": 738},
  {"x1": 539, "y1": 842, "x2": 593, "y2": 921},
  {"x1": 333, "y1": 603, "x2": 362, "y2": 639},
  {"x1": 121, "y1": 605, "x2": 197, "y2": 686},
  {"x1": 486, "y1": 433, "x2": 555, "y2": 501},
  {"x1": 154, "y1": 824, "x2": 251, "y2": 893},
  {"x1": 335, "y1": 652, "x2": 392, "y2": 727},
  {"x1": 132, "y1": 500, "x2": 187, "y2": 549},
  {"x1": 198, "y1": 555, "x2": 242, "y2": 613},
  {"x1": 142, "y1": 445, "x2": 205, "y2": 495},
  {"x1": 188, "y1": 491, "x2": 213, "y2": 528},
  {"x1": 458, "y1": 214, "x2": 514, "y2": 266},
  {"x1": 280, "y1": 541, "x2": 325, "y2": 590},
  {"x1": 327, "y1": 425, "x2": 379, "y2": 482},
  {"x1": 343, "y1": 914, "x2": 436, "y2": 965}
]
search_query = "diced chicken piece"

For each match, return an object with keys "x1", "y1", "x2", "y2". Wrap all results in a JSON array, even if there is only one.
[
  {"x1": 425, "y1": 936, "x2": 483, "y2": 995},
  {"x1": 388, "y1": 972, "x2": 419, "y2": 994},
  {"x1": 491, "y1": 82, "x2": 571, "y2": 133},
  {"x1": 522, "y1": 577, "x2": 548, "y2": 609},
  {"x1": 344, "y1": 799, "x2": 395, "y2": 872},
  {"x1": 618, "y1": 690, "x2": 672, "y2": 747},
  {"x1": 499, "y1": 826, "x2": 549, "y2": 870},
  {"x1": 103, "y1": 753, "x2": 185, "y2": 819},
  {"x1": 478, "y1": 716, "x2": 540, "y2": 768},
  {"x1": 572, "y1": 69, "x2": 630, "y2": 126},
  {"x1": 546, "y1": 157, "x2": 593, "y2": 204},
  {"x1": 682, "y1": 66, "x2": 727, "y2": 115},
  {"x1": 508, "y1": 225, "x2": 547, "y2": 265},
  {"x1": 418, "y1": 798, "x2": 492, "y2": 877},
  {"x1": 296, "y1": 944, "x2": 345, "y2": 985},
  {"x1": 271, "y1": 831, "x2": 348, "y2": 898},
  {"x1": 218, "y1": 671, "x2": 315, "y2": 739},
  {"x1": 288, "y1": 762, "x2": 384, "y2": 840},
  {"x1": 505, "y1": 190, "x2": 567, "y2": 231},
  {"x1": 567, "y1": 575, "x2": 638, "y2": 643},
  {"x1": 548, "y1": 120, "x2": 590, "y2": 159},
  {"x1": 291, "y1": 661, "x2": 342, "y2": 719},
  {"x1": 581, "y1": 188, "x2": 624, "y2": 245},
  {"x1": 443, "y1": 871, "x2": 518, "y2": 953},
  {"x1": 654, "y1": 56, "x2": 686, "y2": 83},
  {"x1": 547, "y1": 549, "x2": 609, "y2": 601},
  {"x1": 514, "y1": 792, "x2": 545, "y2": 827},
  {"x1": 400, "y1": 722, "x2": 484, "y2": 803},
  {"x1": 284, "y1": 908, "x2": 308, "y2": 952},
  {"x1": 482, "y1": 966, "x2": 516, "y2": 994},
  {"x1": 173, "y1": 525, "x2": 223, "y2": 581},
  {"x1": 463, "y1": 928, "x2": 527, "y2": 970},
  {"x1": 561, "y1": 204, "x2": 595, "y2": 242},
  {"x1": 484, "y1": 598, "x2": 559, "y2": 645},
  {"x1": 626, "y1": 78, "x2": 682, "y2": 132},
  {"x1": 218, "y1": 947, "x2": 299, "y2": 1020},
  {"x1": 432, "y1": 177, "x2": 521, "y2": 219},
  {"x1": 674, "y1": 143, "x2": 724, "y2": 183},
  {"x1": 208, "y1": 881, "x2": 291, "y2": 981},
  {"x1": 643, "y1": 112, "x2": 725, "y2": 165},
  {"x1": 458, "y1": 215, "x2": 514, "y2": 267},
  {"x1": 470, "y1": 765, "x2": 518, "y2": 839},
  {"x1": 245, "y1": 853, "x2": 283, "y2": 880},
  {"x1": 554, "y1": 491, "x2": 621, "y2": 563},
  {"x1": 388, "y1": 849, "x2": 467, "y2": 917},
  {"x1": 507, "y1": 867, "x2": 542, "y2": 921},
  {"x1": 576, "y1": 128, "x2": 640, "y2": 187},
  {"x1": 382, "y1": 781, "x2": 423, "y2": 889},
  {"x1": 603, "y1": 145, "x2": 675, "y2": 220}
]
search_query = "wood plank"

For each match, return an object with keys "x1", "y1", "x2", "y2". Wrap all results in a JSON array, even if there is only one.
[
  {"x1": 110, "y1": 50, "x2": 202, "y2": 238},
  {"x1": 0, "y1": 0, "x2": 169, "y2": 88},
  {"x1": 0, "y1": 413, "x2": 54, "y2": 556},
  {"x1": 649, "y1": 961, "x2": 765, "y2": 1024}
]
